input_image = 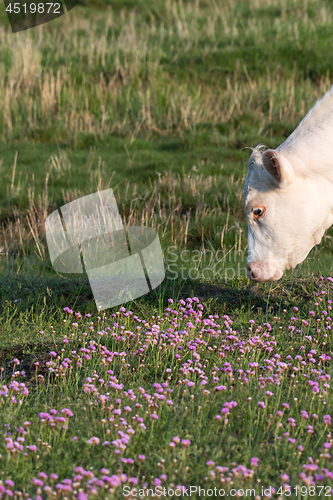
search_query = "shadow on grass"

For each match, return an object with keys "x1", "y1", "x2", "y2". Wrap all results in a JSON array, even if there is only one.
[{"x1": 0, "y1": 268, "x2": 324, "y2": 318}]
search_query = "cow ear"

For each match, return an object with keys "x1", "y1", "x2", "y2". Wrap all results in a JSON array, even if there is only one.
[{"x1": 262, "y1": 149, "x2": 294, "y2": 188}]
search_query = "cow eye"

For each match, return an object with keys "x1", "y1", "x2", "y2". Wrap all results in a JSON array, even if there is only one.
[{"x1": 252, "y1": 206, "x2": 265, "y2": 221}]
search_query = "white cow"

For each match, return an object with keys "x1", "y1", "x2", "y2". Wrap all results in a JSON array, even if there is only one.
[{"x1": 244, "y1": 86, "x2": 333, "y2": 282}]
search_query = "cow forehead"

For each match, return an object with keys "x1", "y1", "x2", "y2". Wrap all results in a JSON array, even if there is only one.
[
  {"x1": 248, "y1": 144, "x2": 267, "y2": 166},
  {"x1": 244, "y1": 169, "x2": 272, "y2": 205},
  {"x1": 244, "y1": 181, "x2": 255, "y2": 203},
  {"x1": 244, "y1": 145, "x2": 279, "y2": 209},
  {"x1": 244, "y1": 188, "x2": 258, "y2": 207}
]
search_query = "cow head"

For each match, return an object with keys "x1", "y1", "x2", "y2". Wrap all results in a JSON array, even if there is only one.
[{"x1": 244, "y1": 145, "x2": 333, "y2": 282}]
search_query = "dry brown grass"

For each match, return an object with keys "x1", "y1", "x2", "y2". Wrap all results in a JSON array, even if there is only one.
[
  {"x1": 0, "y1": 148, "x2": 247, "y2": 275},
  {"x1": 0, "y1": 0, "x2": 332, "y2": 139}
]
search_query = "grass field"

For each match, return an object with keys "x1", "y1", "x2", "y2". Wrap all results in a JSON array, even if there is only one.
[{"x1": 1, "y1": 0, "x2": 333, "y2": 497}]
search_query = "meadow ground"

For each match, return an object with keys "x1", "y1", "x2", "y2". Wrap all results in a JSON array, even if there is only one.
[{"x1": 1, "y1": 0, "x2": 333, "y2": 497}]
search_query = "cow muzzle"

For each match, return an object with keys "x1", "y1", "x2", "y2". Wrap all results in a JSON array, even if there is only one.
[{"x1": 247, "y1": 262, "x2": 284, "y2": 282}]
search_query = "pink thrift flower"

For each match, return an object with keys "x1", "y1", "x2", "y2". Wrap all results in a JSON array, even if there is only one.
[
  {"x1": 32, "y1": 478, "x2": 44, "y2": 487},
  {"x1": 61, "y1": 409, "x2": 74, "y2": 418},
  {"x1": 87, "y1": 437, "x2": 100, "y2": 445},
  {"x1": 181, "y1": 439, "x2": 191, "y2": 448},
  {"x1": 77, "y1": 493, "x2": 88, "y2": 500}
]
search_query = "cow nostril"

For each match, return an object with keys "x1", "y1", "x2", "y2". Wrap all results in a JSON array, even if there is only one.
[
  {"x1": 247, "y1": 263, "x2": 255, "y2": 280},
  {"x1": 247, "y1": 263, "x2": 258, "y2": 280}
]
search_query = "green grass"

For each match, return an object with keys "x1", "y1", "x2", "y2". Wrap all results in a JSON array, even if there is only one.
[
  {"x1": 1, "y1": 280, "x2": 333, "y2": 498},
  {"x1": 1, "y1": 0, "x2": 333, "y2": 497}
]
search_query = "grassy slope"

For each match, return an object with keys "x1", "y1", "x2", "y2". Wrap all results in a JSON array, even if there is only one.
[{"x1": 0, "y1": 1, "x2": 333, "y2": 496}]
